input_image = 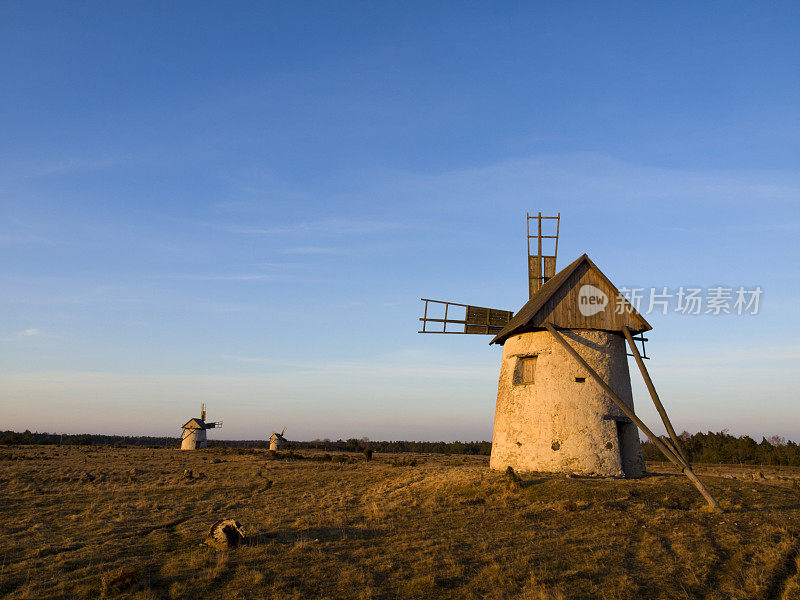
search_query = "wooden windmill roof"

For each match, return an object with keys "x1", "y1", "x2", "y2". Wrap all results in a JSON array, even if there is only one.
[
  {"x1": 181, "y1": 418, "x2": 208, "y2": 430},
  {"x1": 490, "y1": 254, "x2": 651, "y2": 345}
]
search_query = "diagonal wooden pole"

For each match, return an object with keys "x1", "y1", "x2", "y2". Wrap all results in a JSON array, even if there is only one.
[
  {"x1": 659, "y1": 435, "x2": 684, "y2": 464},
  {"x1": 623, "y1": 326, "x2": 690, "y2": 466},
  {"x1": 544, "y1": 323, "x2": 722, "y2": 512},
  {"x1": 544, "y1": 324, "x2": 684, "y2": 468}
]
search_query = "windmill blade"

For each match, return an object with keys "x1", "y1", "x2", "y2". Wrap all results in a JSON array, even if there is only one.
[
  {"x1": 419, "y1": 298, "x2": 513, "y2": 335},
  {"x1": 527, "y1": 212, "x2": 561, "y2": 298}
]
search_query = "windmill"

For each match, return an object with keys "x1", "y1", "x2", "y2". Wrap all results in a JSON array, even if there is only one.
[
  {"x1": 419, "y1": 212, "x2": 721, "y2": 511},
  {"x1": 269, "y1": 428, "x2": 287, "y2": 451},
  {"x1": 180, "y1": 403, "x2": 222, "y2": 450}
]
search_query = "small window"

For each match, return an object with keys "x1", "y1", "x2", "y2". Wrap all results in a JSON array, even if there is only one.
[
  {"x1": 575, "y1": 377, "x2": 586, "y2": 383},
  {"x1": 513, "y1": 356, "x2": 537, "y2": 385}
]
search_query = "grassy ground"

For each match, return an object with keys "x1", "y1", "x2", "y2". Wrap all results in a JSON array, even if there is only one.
[{"x1": 2, "y1": 446, "x2": 800, "y2": 600}]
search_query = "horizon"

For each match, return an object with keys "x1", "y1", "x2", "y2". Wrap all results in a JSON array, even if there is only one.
[
  {"x1": 5, "y1": 429, "x2": 797, "y2": 446},
  {"x1": 2, "y1": 2, "x2": 799, "y2": 442}
]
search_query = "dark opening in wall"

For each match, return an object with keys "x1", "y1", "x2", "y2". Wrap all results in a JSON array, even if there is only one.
[
  {"x1": 616, "y1": 421, "x2": 636, "y2": 478},
  {"x1": 575, "y1": 377, "x2": 586, "y2": 383}
]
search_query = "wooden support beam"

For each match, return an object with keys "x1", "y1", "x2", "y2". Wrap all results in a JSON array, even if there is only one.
[
  {"x1": 659, "y1": 435, "x2": 683, "y2": 463},
  {"x1": 622, "y1": 326, "x2": 690, "y2": 466},
  {"x1": 544, "y1": 323, "x2": 722, "y2": 512}
]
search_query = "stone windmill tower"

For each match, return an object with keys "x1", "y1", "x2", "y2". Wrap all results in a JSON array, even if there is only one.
[
  {"x1": 180, "y1": 403, "x2": 222, "y2": 450},
  {"x1": 419, "y1": 213, "x2": 721, "y2": 510},
  {"x1": 269, "y1": 429, "x2": 287, "y2": 451}
]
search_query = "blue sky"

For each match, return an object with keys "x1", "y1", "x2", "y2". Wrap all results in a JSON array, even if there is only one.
[{"x1": 1, "y1": 2, "x2": 798, "y2": 441}]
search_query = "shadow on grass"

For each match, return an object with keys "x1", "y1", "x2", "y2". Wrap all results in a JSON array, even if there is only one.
[
  {"x1": 725, "y1": 503, "x2": 800, "y2": 514},
  {"x1": 518, "y1": 477, "x2": 548, "y2": 488},
  {"x1": 248, "y1": 526, "x2": 382, "y2": 546},
  {"x1": 760, "y1": 531, "x2": 800, "y2": 600}
]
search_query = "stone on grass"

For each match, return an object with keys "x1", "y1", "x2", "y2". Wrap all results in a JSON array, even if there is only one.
[{"x1": 203, "y1": 518, "x2": 246, "y2": 550}]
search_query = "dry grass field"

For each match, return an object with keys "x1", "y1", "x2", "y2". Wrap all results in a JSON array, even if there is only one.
[{"x1": 2, "y1": 446, "x2": 800, "y2": 600}]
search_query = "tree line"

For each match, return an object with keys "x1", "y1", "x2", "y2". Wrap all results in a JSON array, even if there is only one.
[
  {"x1": 641, "y1": 431, "x2": 800, "y2": 466},
  {"x1": 287, "y1": 438, "x2": 493, "y2": 456},
  {"x1": 0, "y1": 430, "x2": 179, "y2": 447},
  {"x1": 0, "y1": 430, "x2": 492, "y2": 455},
  {"x1": 4, "y1": 429, "x2": 800, "y2": 465}
]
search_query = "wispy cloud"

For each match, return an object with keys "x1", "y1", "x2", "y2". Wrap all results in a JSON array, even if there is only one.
[
  {"x1": 152, "y1": 260, "x2": 316, "y2": 282},
  {"x1": 163, "y1": 273, "x2": 278, "y2": 282},
  {"x1": 653, "y1": 345, "x2": 800, "y2": 370},
  {"x1": 398, "y1": 152, "x2": 800, "y2": 210},
  {"x1": 279, "y1": 246, "x2": 345, "y2": 255},
  {"x1": 157, "y1": 269, "x2": 326, "y2": 283},
  {"x1": 223, "y1": 218, "x2": 404, "y2": 236},
  {"x1": 218, "y1": 354, "x2": 309, "y2": 368},
  {"x1": 0, "y1": 154, "x2": 137, "y2": 182},
  {"x1": 0, "y1": 328, "x2": 44, "y2": 342},
  {"x1": 27, "y1": 155, "x2": 134, "y2": 177},
  {"x1": 0, "y1": 233, "x2": 56, "y2": 245},
  {"x1": 218, "y1": 350, "x2": 496, "y2": 380}
]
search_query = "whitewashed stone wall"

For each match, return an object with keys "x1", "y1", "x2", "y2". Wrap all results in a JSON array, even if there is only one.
[{"x1": 490, "y1": 329, "x2": 645, "y2": 477}]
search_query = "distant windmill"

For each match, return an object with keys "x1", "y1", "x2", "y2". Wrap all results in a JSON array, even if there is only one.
[
  {"x1": 180, "y1": 403, "x2": 222, "y2": 450},
  {"x1": 269, "y1": 429, "x2": 287, "y2": 451},
  {"x1": 419, "y1": 212, "x2": 720, "y2": 511}
]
